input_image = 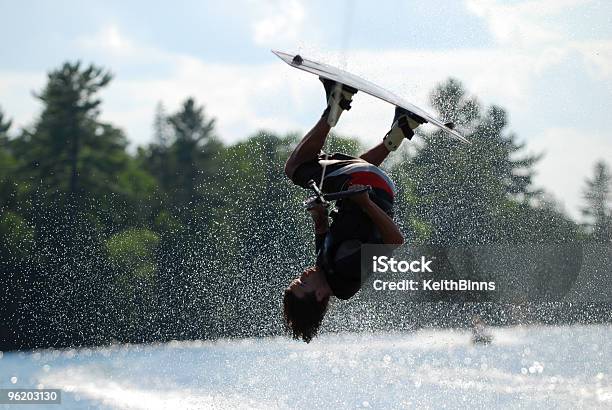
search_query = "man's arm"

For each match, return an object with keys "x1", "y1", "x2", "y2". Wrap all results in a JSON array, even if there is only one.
[
  {"x1": 349, "y1": 186, "x2": 404, "y2": 245},
  {"x1": 307, "y1": 202, "x2": 329, "y2": 252}
]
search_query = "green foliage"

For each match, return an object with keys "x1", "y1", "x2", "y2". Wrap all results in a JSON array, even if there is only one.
[
  {"x1": 323, "y1": 131, "x2": 362, "y2": 156},
  {"x1": 207, "y1": 131, "x2": 313, "y2": 335},
  {"x1": 496, "y1": 199, "x2": 577, "y2": 243},
  {"x1": 154, "y1": 210, "x2": 183, "y2": 234},
  {"x1": 397, "y1": 78, "x2": 545, "y2": 245},
  {"x1": 116, "y1": 161, "x2": 158, "y2": 199},
  {"x1": 0, "y1": 211, "x2": 34, "y2": 257},
  {"x1": 106, "y1": 228, "x2": 160, "y2": 271},
  {"x1": 0, "y1": 107, "x2": 12, "y2": 143},
  {"x1": 386, "y1": 79, "x2": 579, "y2": 303},
  {"x1": 13, "y1": 62, "x2": 128, "y2": 199},
  {"x1": 0, "y1": 60, "x2": 600, "y2": 349},
  {"x1": 0, "y1": 108, "x2": 19, "y2": 210},
  {"x1": 581, "y1": 160, "x2": 612, "y2": 241},
  {"x1": 140, "y1": 97, "x2": 222, "y2": 224},
  {"x1": 105, "y1": 228, "x2": 160, "y2": 340}
]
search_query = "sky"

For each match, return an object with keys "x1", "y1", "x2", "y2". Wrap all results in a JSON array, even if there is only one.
[{"x1": 0, "y1": 0, "x2": 611, "y2": 219}]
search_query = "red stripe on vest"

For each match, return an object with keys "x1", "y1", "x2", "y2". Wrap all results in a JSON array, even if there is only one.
[{"x1": 347, "y1": 171, "x2": 394, "y2": 197}]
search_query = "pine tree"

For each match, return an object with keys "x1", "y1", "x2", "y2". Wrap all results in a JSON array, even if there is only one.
[
  {"x1": 166, "y1": 97, "x2": 222, "y2": 220},
  {"x1": 0, "y1": 107, "x2": 15, "y2": 210},
  {"x1": 392, "y1": 79, "x2": 578, "y2": 302},
  {"x1": 399, "y1": 78, "x2": 541, "y2": 245},
  {"x1": 8, "y1": 63, "x2": 133, "y2": 348},
  {"x1": 138, "y1": 102, "x2": 172, "y2": 199},
  {"x1": 14, "y1": 62, "x2": 128, "y2": 199},
  {"x1": 153, "y1": 101, "x2": 170, "y2": 147},
  {"x1": 0, "y1": 108, "x2": 11, "y2": 145},
  {"x1": 582, "y1": 161, "x2": 612, "y2": 242}
]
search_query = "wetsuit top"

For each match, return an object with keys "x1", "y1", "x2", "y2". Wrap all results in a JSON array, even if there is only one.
[{"x1": 316, "y1": 159, "x2": 395, "y2": 299}]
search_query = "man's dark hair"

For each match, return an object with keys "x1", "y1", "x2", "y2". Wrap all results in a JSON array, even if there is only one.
[{"x1": 283, "y1": 289, "x2": 330, "y2": 343}]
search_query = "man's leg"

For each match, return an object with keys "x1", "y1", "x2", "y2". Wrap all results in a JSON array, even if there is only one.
[
  {"x1": 359, "y1": 142, "x2": 391, "y2": 167},
  {"x1": 284, "y1": 118, "x2": 330, "y2": 179},
  {"x1": 284, "y1": 78, "x2": 357, "y2": 180},
  {"x1": 359, "y1": 106, "x2": 428, "y2": 166}
]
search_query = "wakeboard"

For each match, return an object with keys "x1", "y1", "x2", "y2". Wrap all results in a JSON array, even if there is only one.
[{"x1": 272, "y1": 50, "x2": 470, "y2": 144}]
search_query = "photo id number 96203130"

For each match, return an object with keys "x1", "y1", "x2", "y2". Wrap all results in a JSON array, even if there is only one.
[{"x1": 0, "y1": 389, "x2": 62, "y2": 404}]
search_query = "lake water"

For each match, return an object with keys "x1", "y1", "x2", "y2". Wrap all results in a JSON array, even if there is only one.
[{"x1": 1, "y1": 325, "x2": 610, "y2": 409}]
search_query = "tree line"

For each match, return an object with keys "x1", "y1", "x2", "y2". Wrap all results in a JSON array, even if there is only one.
[{"x1": 0, "y1": 62, "x2": 610, "y2": 350}]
